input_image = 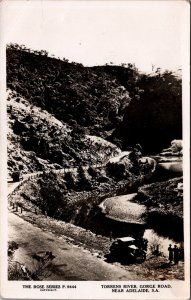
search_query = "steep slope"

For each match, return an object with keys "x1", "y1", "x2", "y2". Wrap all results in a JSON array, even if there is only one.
[
  {"x1": 111, "y1": 71, "x2": 182, "y2": 153},
  {"x1": 7, "y1": 44, "x2": 133, "y2": 137},
  {"x1": 7, "y1": 44, "x2": 182, "y2": 154},
  {"x1": 7, "y1": 90, "x2": 121, "y2": 175}
]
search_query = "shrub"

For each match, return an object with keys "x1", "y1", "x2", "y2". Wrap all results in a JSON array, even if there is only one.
[
  {"x1": 87, "y1": 166, "x2": 98, "y2": 178},
  {"x1": 38, "y1": 172, "x2": 67, "y2": 218},
  {"x1": 64, "y1": 171, "x2": 76, "y2": 190},
  {"x1": 106, "y1": 162, "x2": 126, "y2": 180},
  {"x1": 77, "y1": 166, "x2": 92, "y2": 191}
]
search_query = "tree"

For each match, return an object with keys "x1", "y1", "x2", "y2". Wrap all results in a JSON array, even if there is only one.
[
  {"x1": 106, "y1": 162, "x2": 126, "y2": 180},
  {"x1": 128, "y1": 147, "x2": 142, "y2": 175},
  {"x1": 38, "y1": 172, "x2": 66, "y2": 218},
  {"x1": 87, "y1": 166, "x2": 98, "y2": 178},
  {"x1": 77, "y1": 166, "x2": 92, "y2": 191},
  {"x1": 64, "y1": 171, "x2": 76, "y2": 190}
]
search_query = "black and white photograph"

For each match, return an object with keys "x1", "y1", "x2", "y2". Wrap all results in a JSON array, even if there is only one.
[{"x1": 0, "y1": 0, "x2": 190, "y2": 299}]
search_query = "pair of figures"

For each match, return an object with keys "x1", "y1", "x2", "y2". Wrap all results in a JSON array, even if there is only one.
[{"x1": 168, "y1": 244, "x2": 180, "y2": 264}]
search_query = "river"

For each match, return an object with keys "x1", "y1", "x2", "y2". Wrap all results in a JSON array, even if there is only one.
[{"x1": 98, "y1": 157, "x2": 183, "y2": 255}]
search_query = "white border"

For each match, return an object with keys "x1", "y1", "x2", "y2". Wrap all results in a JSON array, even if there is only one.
[{"x1": 0, "y1": 1, "x2": 190, "y2": 299}]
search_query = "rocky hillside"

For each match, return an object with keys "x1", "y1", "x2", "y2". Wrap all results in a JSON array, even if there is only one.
[
  {"x1": 7, "y1": 90, "x2": 120, "y2": 175},
  {"x1": 7, "y1": 43, "x2": 182, "y2": 160},
  {"x1": 7, "y1": 44, "x2": 135, "y2": 138}
]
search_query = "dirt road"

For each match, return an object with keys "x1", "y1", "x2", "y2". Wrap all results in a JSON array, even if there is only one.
[{"x1": 8, "y1": 212, "x2": 136, "y2": 281}]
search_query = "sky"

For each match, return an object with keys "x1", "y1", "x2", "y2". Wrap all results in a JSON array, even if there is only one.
[{"x1": 1, "y1": 0, "x2": 189, "y2": 73}]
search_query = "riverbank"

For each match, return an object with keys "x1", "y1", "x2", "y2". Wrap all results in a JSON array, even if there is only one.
[
  {"x1": 136, "y1": 177, "x2": 183, "y2": 241},
  {"x1": 8, "y1": 200, "x2": 184, "y2": 281},
  {"x1": 8, "y1": 166, "x2": 184, "y2": 280}
]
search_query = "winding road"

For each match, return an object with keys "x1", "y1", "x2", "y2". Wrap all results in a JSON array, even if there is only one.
[
  {"x1": 8, "y1": 157, "x2": 138, "y2": 281},
  {"x1": 8, "y1": 152, "x2": 181, "y2": 280}
]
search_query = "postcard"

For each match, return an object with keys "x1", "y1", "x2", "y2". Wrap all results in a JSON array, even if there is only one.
[{"x1": 0, "y1": 0, "x2": 190, "y2": 299}]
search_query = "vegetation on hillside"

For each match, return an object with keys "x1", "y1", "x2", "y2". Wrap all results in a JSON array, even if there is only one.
[
  {"x1": 7, "y1": 44, "x2": 182, "y2": 154},
  {"x1": 7, "y1": 90, "x2": 120, "y2": 175},
  {"x1": 7, "y1": 44, "x2": 133, "y2": 136},
  {"x1": 136, "y1": 177, "x2": 183, "y2": 241},
  {"x1": 11, "y1": 152, "x2": 147, "y2": 227},
  {"x1": 7, "y1": 44, "x2": 184, "y2": 280},
  {"x1": 112, "y1": 71, "x2": 182, "y2": 153},
  {"x1": 137, "y1": 177, "x2": 183, "y2": 217}
]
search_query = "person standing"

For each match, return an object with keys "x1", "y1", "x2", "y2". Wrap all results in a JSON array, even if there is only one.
[
  {"x1": 179, "y1": 245, "x2": 184, "y2": 261},
  {"x1": 173, "y1": 245, "x2": 179, "y2": 264},
  {"x1": 168, "y1": 244, "x2": 173, "y2": 263}
]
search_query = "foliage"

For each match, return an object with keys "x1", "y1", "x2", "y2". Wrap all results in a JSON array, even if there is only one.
[
  {"x1": 38, "y1": 171, "x2": 68, "y2": 219},
  {"x1": 106, "y1": 162, "x2": 127, "y2": 180},
  {"x1": 146, "y1": 210, "x2": 183, "y2": 242},
  {"x1": 7, "y1": 91, "x2": 120, "y2": 174},
  {"x1": 128, "y1": 147, "x2": 142, "y2": 175},
  {"x1": 7, "y1": 44, "x2": 134, "y2": 135},
  {"x1": 77, "y1": 166, "x2": 92, "y2": 191},
  {"x1": 137, "y1": 177, "x2": 183, "y2": 217},
  {"x1": 87, "y1": 166, "x2": 98, "y2": 178},
  {"x1": 7, "y1": 43, "x2": 182, "y2": 157},
  {"x1": 64, "y1": 171, "x2": 76, "y2": 190},
  {"x1": 113, "y1": 71, "x2": 182, "y2": 153}
]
